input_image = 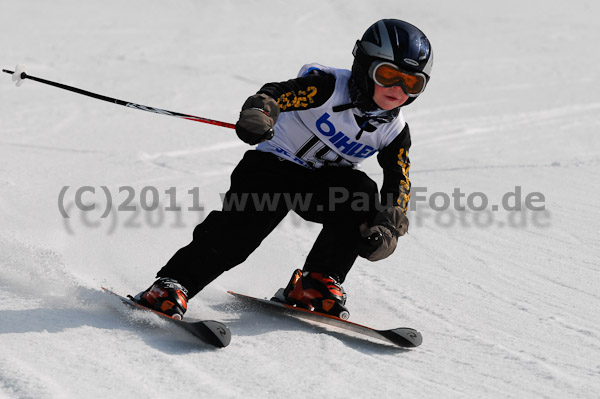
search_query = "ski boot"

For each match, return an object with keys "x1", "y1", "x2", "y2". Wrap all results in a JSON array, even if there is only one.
[
  {"x1": 282, "y1": 269, "x2": 350, "y2": 320},
  {"x1": 133, "y1": 277, "x2": 188, "y2": 320}
]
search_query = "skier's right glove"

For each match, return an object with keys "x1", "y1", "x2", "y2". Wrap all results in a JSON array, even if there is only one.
[
  {"x1": 235, "y1": 93, "x2": 280, "y2": 145},
  {"x1": 357, "y1": 206, "x2": 409, "y2": 261}
]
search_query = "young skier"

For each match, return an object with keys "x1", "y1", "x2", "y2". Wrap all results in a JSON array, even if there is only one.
[{"x1": 134, "y1": 19, "x2": 433, "y2": 320}]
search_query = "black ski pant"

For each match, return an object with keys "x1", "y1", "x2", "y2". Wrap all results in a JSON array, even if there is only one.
[{"x1": 157, "y1": 150, "x2": 380, "y2": 298}]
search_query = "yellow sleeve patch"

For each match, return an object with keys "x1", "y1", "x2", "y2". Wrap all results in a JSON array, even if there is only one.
[
  {"x1": 277, "y1": 86, "x2": 318, "y2": 111},
  {"x1": 396, "y1": 148, "x2": 411, "y2": 213}
]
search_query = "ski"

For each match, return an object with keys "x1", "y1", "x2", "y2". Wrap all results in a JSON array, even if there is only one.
[
  {"x1": 228, "y1": 290, "x2": 422, "y2": 348},
  {"x1": 102, "y1": 287, "x2": 231, "y2": 348}
]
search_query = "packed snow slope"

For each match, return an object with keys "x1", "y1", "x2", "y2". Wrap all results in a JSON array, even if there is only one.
[{"x1": 1, "y1": 0, "x2": 599, "y2": 398}]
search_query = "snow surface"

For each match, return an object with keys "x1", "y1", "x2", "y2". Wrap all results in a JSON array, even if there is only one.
[{"x1": 1, "y1": 0, "x2": 599, "y2": 398}]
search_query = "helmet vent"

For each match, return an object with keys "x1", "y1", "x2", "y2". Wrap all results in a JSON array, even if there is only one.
[{"x1": 404, "y1": 58, "x2": 419, "y2": 67}]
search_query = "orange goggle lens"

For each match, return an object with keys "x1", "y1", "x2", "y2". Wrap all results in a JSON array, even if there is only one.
[{"x1": 372, "y1": 63, "x2": 426, "y2": 95}]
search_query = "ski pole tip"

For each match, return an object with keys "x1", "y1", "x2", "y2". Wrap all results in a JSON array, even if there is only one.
[{"x1": 10, "y1": 64, "x2": 28, "y2": 87}]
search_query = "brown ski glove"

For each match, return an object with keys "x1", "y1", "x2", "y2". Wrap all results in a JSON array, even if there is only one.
[
  {"x1": 235, "y1": 93, "x2": 280, "y2": 145},
  {"x1": 358, "y1": 206, "x2": 409, "y2": 261}
]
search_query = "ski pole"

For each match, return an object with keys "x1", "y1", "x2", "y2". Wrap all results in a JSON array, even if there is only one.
[{"x1": 2, "y1": 65, "x2": 236, "y2": 129}]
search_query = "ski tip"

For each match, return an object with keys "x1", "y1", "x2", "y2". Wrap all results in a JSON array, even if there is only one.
[
  {"x1": 386, "y1": 328, "x2": 423, "y2": 348},
  {"x1": 200, "y1": 320, "x2": 232, "y2": 348}
]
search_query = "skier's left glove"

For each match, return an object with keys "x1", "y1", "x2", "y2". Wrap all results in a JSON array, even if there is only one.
[
  {"x1": 358, "y1": 206, "x2": 409, "y2": 261},
  {"x1": 235, "y1": 93, "x2": 280, "y2": 145}
]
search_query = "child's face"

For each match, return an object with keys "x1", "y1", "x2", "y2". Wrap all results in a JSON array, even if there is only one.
[{"x1": 372, "y1": 84, "x2": 409, "y2": 110}]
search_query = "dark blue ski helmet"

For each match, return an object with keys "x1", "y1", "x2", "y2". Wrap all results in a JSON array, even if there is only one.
[{"x1": 352, "y1": 19, "x2": 433, "y2": 106}]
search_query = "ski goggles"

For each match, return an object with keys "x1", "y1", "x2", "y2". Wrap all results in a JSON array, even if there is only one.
[{"x1": 369, "y1": 62, "x2": 427, "y2": 97}]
